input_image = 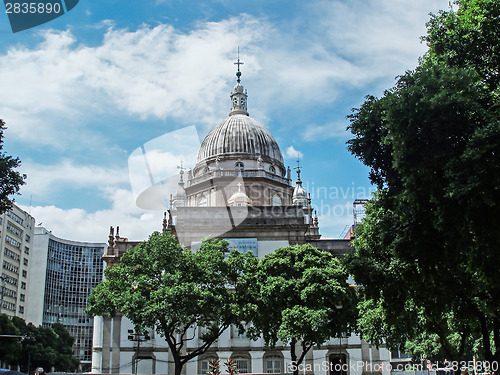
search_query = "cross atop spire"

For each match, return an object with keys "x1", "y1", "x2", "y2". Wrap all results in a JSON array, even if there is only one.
[
  {"x1": 294, "y1": 159, "x2": 303, "y2": 182},
  {"x1": 234, "y1": 47, "x2": 244, "y2": 83},
  {"x1": 177, "y1": 159, "x2": 184, "y2": 172},
  {"x1": 177, "y1": 159, "x2": 185, "y2": 182}
]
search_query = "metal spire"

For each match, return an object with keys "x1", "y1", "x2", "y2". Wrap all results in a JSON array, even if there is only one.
[
  {"x1": 294, "y1": 159, "x2": 303, "y2": 182},
  {"x1": 234, "y1": 47, "x2": 244, "y2": 83}
]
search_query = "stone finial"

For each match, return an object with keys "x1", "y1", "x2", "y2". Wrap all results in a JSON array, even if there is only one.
[
  {"x1": 108, "y1": 226, "x2": 115, "y2": 248},
  {"x1": 162, "y1": 212, "x2": 168, "y2": 232}
]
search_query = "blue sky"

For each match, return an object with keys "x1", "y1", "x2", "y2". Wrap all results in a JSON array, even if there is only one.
[{"x1": 1, "y1": 0, "x2": 450, "y2": 242}]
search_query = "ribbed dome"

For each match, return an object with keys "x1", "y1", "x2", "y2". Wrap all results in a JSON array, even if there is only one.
[{"x1": 196, "y1": 114, "x2": 284, "y2": 166}]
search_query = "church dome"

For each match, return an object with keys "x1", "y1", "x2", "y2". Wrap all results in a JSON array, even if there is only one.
[
  {"x1": 196, "y1": 114, "x2": 284, "y2": 167},
  {"x1": 227, "y1": 184, "x2": 252, "y2": 206}
]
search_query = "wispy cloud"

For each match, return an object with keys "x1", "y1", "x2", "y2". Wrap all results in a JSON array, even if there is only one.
[
  {"x1": 286, "y1": 146, "x2": 303, "y2": 160},
  {"x1": 302, "y1": 121, "x2": 350, "y2": 142},
  {"x1": 22, "y1": 188, "x2": 164, "y2": 243}
]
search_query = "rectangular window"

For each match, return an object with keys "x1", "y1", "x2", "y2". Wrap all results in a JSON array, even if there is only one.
[
  {"x1": 23, "y1": 258, "x2": 28, "y2": 266},
  {"x1": 21, "y1": 281, "x2": 26, "y2": 290},
  {"x1": 7, "y1": 211, "x2": 23, "y2": 225},
  {"x1": 19, "y1": 306, "x2": 24, "y2": 314},
  {"x1": 24, "y1": 247, "x2": 29, "y2": 255},
  {"x1": 2, "y1": 273, "x2": 17, "y2": 286},
  {"x1": 20, "y1": 294, "x2": 25, "y2": 302},
  {"x1": 5, "y1": 235, "x2": 21, "y2": 248},
  {"x1": 266, "y1": 358, "x2": 281, "y2": 373},
  {"x1": 25, "y1": 234, "x2": 30, "y2": 242},
  {"x1": 6, "y1": 222, "x2": 22, "y2": 237},
  {"x1": 22, "y1": 270, "x2": 27, "y2": 278},
  {"x1": 235, "y1": 358, "x2": 249, "y2": 374},
  {"x1": 3, "y1": 260, "x2": 19, "y2": 273},
  {"x1": 4, "y1": 247, "x2": 20, "y2": 262}
]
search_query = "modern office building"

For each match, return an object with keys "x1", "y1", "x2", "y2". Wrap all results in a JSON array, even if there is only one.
[
  {"x1": 27, "y1": 227, "x2": 105, "y2": 371},
  {"x1": 0, "y1": 203, "x2": 35, "y2": 318}
]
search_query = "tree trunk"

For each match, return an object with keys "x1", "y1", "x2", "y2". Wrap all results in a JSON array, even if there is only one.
[
  {"x1": 174, "y1": 357, "x2": 183, "y2": 375},
  {"x1": 290, "y1": 339, "x2": 299, "y2": 375}
]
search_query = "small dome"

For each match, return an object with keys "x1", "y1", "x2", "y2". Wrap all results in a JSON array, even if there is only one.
[
  {"x1": 292, "y1": 183, "x2": 308, "y2": 206},
  {"x1": 196, "y1": 114, "x2": 284, "y2": 168},
  {"x1": 172, "y1": 170, "x2": 187, "y2": 208},
  {"x1": 228, "y1": 185, "x2": 252, "y2": 206},
  {"x1": 234, "y1": 83, "x2": 244, "y2": 93}
]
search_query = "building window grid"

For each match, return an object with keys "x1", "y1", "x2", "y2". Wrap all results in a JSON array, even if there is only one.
[
  {"x1": 5, "y1": 235, "x2": 21, "y2": 249},
  {"x1": 41, "y1": 240, "x2": 104, "y2": 363},
  {"x1": 7, "y1": 211, "x2": 23, "y2": 225},
  {"x1": 3, "y1": 260, "x2": 19, "y2": 274},
  {"x1": 1, "y1": 300, "x2": 16, "y2": 311},
  {"x1": 2, "y1": 287, "x2": 16, "y2": 299},
  {"x1": 6, "y1": 222, "x2": 22, "y2": 237},
  {"x1": 4, "y1": 247, "x2": 20, "y2": 262},
  {"x1": 2, "y1": 273, "x2": 17, "y2": 285}
]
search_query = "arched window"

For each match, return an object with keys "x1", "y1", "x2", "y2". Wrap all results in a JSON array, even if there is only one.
[
  {"x1": 198, "y1": 195, "x2": 208, "y2": 207},
  {"x1": 272, "y1": 194, "x2": 282, "y2": 206},
  {"x1": 264, "y1": 355, "x2": 283, "y2": 374},
  {"x1": 235, "y1": 162, "x2": 245, "y2": 171},
  {"x1": 200, "y1": 356, "x2": 218, "y2": 375},
  {"x1": 232, "y1": 356, "x2": 250, "y2": 374}
]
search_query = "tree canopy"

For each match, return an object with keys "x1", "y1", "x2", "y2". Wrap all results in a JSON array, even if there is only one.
[
  {"x1": 87, "y1": 231, "x2": 254, "y2": 375},
  {"x1": 0, "y1": 315, "x2": 79, "y2": 373},
  {"x1": 345, "y1": 0, "x2": 500, "y2": 367},
  {"x1": 240, "y1": 244, "x2": 357, "y2": 375},
  {"x1": 0, "y1": 119, "x2": 26, "y2": 214}
]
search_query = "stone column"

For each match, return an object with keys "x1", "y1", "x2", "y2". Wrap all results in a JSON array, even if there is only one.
[
  {"x1": 102, "y1": 315, "x2": 112, "y2": 374},
  {"x1": 111, "y1": 314, "x2": 122, "y2": 374},
  {"x1": 250, "y1": 351, "x2": 264, "y2": 374}
]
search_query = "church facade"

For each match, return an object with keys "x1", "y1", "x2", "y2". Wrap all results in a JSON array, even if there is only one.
[{"x1": 91, "y1": 63, "x2": 390, "y2": 375}]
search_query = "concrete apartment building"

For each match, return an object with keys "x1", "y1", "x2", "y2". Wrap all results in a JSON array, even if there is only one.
[{"x1": 0, "y1": 204, "x2": 35, "y2": 318}]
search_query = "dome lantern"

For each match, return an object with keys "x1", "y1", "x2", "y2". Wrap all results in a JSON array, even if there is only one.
[
  {"x1": 230, "y1": 52, "x2": 249, "y2": 116},
  {"x1": 292, "y1": 162, "x2": 308, "y2": 207}
]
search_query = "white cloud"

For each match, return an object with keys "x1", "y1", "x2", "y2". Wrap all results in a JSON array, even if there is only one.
[
  {"x1": 0, "y1": 0, "x2": 450, "y2": 149},
  {"x1": 302, "y1": 121, "x2": 350, "y2": 142},
  {"x1": 20, "y1": 159, "x2": 129, "y2": 199},
  {"x1": 286, "y1": 146, "x2": 303, "y2": 160},
  {"x1": 22, "y1": 188, "x2": 165, "y2": 243},
  {"x1": 0, "y1": 16, "x2": 271, "y2": 148}
]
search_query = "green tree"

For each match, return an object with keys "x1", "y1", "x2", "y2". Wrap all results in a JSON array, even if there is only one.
[
  {"x1": 0, "y1": 313, "x2": 22, "y2": 367},
  {"x1": 52, "y1": 323, "x2": 80, "y2": 371},
  {"x1": 423, "y1": 0, "x2": 500, "y2": 90},
  {"x1": 241, "y1": 245, "x2": 357, "y2": 375},
  {"x1": 1, "y1": 315, "x2": 80, "y2": 373},
  {"x1": 346, "y1": 51, "x2": 499, "y2": 368},
  {"x1": 87, "y1": 231, "x2": 253, "y2": 375},
  {"x1": 0, "y1": 119, "x2": 26, "y2": 214}
]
